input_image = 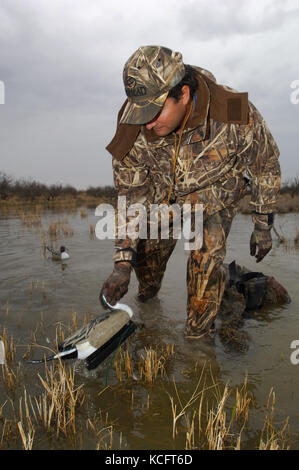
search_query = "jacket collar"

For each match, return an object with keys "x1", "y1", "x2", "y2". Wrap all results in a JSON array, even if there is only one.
[
  {"x1": 106, "y1": 70, "x2": 248, "y2": 160},
  {"x1": 142, "y1": 73, "x2": 210, "y2": 145}
]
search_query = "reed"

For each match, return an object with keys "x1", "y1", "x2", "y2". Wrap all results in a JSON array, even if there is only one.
[
  {"x1": 80, "y1": 209, "x2": 88, "y2": 218},
  {"x1": 114, "y1": 347, "x2": 134, "y2": 382},
  {"x1": 114, "y1": 343, "x2": 175, "y2": 383},
  {"x1": 42, "y1": 231, "x2": 47, "y2": 256},
  {"x1": 0, "y1": 327, "x2": 16, "y2": 363},
  {"x1": 167, "y1": 367, "x2": 290, "y2": 450},
  {"x1": 138, "y1": 344, "x2": 175, "y2": 383},
  {"x1": 19, "y1": 210, "x2": 43, "y2": 229},
  {"x1": 0, "y1": 415, "x2": 8, "y2": 449},
  {"x1": 0, "y1": 317, "x2": 292, "y2": 450},
  {"x1": 232, "y1": 374, "x2": 252, "y2": 424},
  {"x1": 0, "y1": 347, "x2": 293, "y2": 450},
  {"x1": 30, "y1": 360, "x2": 85, "y2": 438},
  {"x1": 259, "y1": 388, "x2": 290, "y2": 450},
  {"x1": 168, "y1": 364, "x2": 214, "y2": 441},
  {"x1": 1, "y1": 364, "x2": 21, "y2": 392},
  {"x1": 47, "y1": 218, "x2": 74, "y2": 239},
  {"x1": 3, "y1": 300, "x2": 9, "y2": 317},
  {"x1": 17, "y1": 389, "x2": 35, "y2": 450},
  {"x1": 28, "y1": 280, "x2": 46, "y2": 300},
  {"x1": 0, "y1": 354, "x2": 119, "y2": 450},
  {"x1": 138, "y1": 347, "x2": 165, "y2": 383},
  {"x1": 17, "y1": 421, "x2": 35, "y2": 450},
  {"x1": 89, "y1": 224, "x2": 95, "y2": 239},
  {"x1": 205, "y1": 383, "x2": 231, "y2": 450}
]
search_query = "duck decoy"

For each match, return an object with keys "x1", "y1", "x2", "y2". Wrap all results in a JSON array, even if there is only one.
[
  {"x1": 47, "y1": 246, "x2": 70, "y2": 261},
  {"x1": 28, "y1": 296, "x2": 137, "y2": 370}
]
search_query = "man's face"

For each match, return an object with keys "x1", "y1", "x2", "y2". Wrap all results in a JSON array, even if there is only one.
[{"x1": 145, "y1": 86, "x2": 190, "y2": 137}]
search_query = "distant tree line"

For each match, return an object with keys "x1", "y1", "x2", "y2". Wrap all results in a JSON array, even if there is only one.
[
  {"x1": 0, "y1": 171, "x2": 116, "y2": 201},
  {"x1": 280, "y1": 176, "x2": 299, "y2": 198},
  {"x1": 1, "y1": 170, "x2": 298, "y2": 202}
]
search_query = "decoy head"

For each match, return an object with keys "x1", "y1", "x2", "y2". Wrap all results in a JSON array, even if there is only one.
[{"x1": 101, "y1": 295, "x2": 133, "y2": 318}]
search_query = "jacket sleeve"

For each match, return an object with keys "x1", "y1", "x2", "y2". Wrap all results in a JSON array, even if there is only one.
[
  {"x1": 112, "y1": 141, "x2": 155, "y2": 264},
  {"x1": 244, "y1": 103, "x2": 281, "y2": 227}
]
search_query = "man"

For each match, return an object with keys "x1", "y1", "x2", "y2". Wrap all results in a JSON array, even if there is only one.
[{"x1": 100, "y1": 45, "x2": 281, "y2": 340}]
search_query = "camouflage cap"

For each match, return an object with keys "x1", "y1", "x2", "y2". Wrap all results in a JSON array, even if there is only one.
[{"x1": 120, "y1": 46, "x2": 185, "y2": 125}]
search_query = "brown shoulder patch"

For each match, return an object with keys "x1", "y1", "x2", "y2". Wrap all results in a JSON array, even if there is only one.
[{"x1": 227, "y1": 98, "x2": 242, "y2": 122}]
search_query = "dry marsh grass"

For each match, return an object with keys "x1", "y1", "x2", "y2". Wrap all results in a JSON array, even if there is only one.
[
  {"x1": 80, "y1": 209, "x2": 88, "y2": 218},
  {"x1": 89, "y1": 224, "x2": 95, "y2": 239},
  {"x1": 0, "y1": 357, "x2": 121, "y2": 450},
  {"x1": 0, "y1": 324, "x2": 293, "y2": 450},
  {"x1": 114, "y1": 343, "x2": 175, "y2": 383},
  {"x1": 19, "y1": 209, "x2": 43, "y2": 229},
  {"x1": 238, "y1": 193, "x2": 299, "y2": 214},
  {"x1": 167, "y1": 366, "x2": 290, "y2": 450},
  {"x1": 47, "y1": 218, "x2": 74, "y2": 239},
  {"x1": 1, "y1": 327, "x2": 16, "y2": 363},
  {"x1": 33, "y1": 361, "x2": 85, "y2": 438}
]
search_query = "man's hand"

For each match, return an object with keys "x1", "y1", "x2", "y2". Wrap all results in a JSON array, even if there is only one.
[
  {"x1": 100, "y1": 262, "x2": 131, "y2": 305},
  {"x1": 250, "y1": 228, "x2": 272, "y2": 263}
]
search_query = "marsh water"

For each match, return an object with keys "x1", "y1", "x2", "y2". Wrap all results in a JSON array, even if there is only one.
[{"x1": 0, "y1": 206, "x2": 299, "y2": 450}]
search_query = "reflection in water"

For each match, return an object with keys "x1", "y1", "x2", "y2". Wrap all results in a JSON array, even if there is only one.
[{"x1": 0, "y1": 209, "x2": 298, "y2": 449}]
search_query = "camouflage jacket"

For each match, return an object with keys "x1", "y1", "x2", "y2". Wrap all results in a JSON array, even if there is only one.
[{"x1": 106, "y1": 69, "x2": 281, "y2": 264}]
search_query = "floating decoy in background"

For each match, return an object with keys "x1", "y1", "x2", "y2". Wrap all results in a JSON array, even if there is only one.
[
  {"x1": 0, "y1": 340, "x2": 5, "y2": 365},
  {"x1": 28, "y1": 296, "x2": 137, "y2": 370},
  {"x1": 47, "y1": 246, "x2": 70, "y2": 261}
]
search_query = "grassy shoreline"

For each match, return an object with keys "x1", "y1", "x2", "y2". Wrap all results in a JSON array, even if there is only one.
[
  {"x1": 1, "y1": 171, "x2": 299, "y2": 213},
  {"x1": 0, "y1": 192, "x2": 299, "y2": 214}
]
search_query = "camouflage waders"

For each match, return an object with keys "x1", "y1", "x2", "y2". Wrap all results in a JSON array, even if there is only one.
[
  {"x1": 134, "y1": 203, "x2": 238, "y2": 338},
  {"x1": 185, "y1": 206, "x2": 237, "y2": 337}
]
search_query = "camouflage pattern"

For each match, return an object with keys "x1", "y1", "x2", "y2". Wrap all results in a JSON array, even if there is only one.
[
  {"x1": 121, "y1": 46, "x2": 185, "y2": 125},
  {"x1": 112, "y1": 99, "x2": 280, "y2": 262},
  {"x1": 132, "y1": 204, "x2": 237, "y2": 338},
  {"x1": 109, "y1": 68, "x2": 281, "y2": 336},
  {"x1": 249, "y1": 228, "x2": 272, "y2": 263},
  {"x1": 185, "y1": 206, "x2": 238, "y2": 337},
  {"x1": 135, "y1": 237, "x2": 177, "y2": 301}
]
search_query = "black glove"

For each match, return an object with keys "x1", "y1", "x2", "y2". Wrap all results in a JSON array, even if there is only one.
[
  {"x1": 100, "y1": 262, "x2": 131, "y2": 305},
  {"x1": 250, "y1": 228, "x2": 272, "y2": 263}
]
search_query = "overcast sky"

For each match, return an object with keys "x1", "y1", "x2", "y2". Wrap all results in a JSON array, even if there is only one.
[{"x1": 0, "y1": 0, "x2": 298, "y2": 189}]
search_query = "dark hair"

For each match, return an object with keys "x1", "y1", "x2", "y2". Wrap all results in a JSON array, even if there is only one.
[{"x1": 168, "y1": 65, "x2": 198, "y2": 101}]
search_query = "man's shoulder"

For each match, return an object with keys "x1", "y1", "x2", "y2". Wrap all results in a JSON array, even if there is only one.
[{"x1": 191, "y1": 65, "x2": 217, "y2": 83}]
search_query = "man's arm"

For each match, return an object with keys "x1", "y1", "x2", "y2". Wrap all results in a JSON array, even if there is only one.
[
  {"x1": 100, "y1": 137, "x2": 155, "y2": 303},
  {"x1": 111, "y1": 141, "x2": 155, "y2": 264},
  {"x1": 244, "y1": 103, "x2": 281, "y2": 262}
]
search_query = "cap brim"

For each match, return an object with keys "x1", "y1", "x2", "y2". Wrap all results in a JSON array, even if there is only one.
[{"x1": 119, "y1": 91, "x2": 169, "y2": 125}]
